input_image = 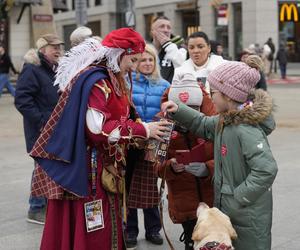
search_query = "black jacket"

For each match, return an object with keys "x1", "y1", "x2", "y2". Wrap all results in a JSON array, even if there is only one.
[
  {"x1": 15, "y1": 50, "x2": 59, "y2": 152},
  {"x1": 0, "y1": 53, "x2": 17, "y2": 74},
  {"x1": 159, "y1": 47, "x2": 174, "y2": 83},
  {"x1": 158, "y1": 41, "x2": 187, "y2": 83},
  {"x1": 276, "y1": 49, "x2": 288, "y2": 65}
]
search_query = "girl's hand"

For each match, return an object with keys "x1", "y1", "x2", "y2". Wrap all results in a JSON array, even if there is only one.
[
  {"x1": 161, "y1": 101, "x2": 179, "y2": 115},
  {"x1": 170, "y1": 158, "x2": 185, "y2": 173}
]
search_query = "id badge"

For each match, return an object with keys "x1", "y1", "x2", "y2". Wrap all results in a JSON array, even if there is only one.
[{"x1": 84, "y1": 199, "x2": 104, "y2": 232}]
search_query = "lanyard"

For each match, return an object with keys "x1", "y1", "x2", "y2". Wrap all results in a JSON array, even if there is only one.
[{"x1": 91, "y1": 148, "x2": 97, "y2": 198}]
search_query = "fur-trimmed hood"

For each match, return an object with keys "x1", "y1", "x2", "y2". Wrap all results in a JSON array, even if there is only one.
[
  {"x1": 222, "y1": 89, "x2": 273, "y2": 126},
  {"x1": 23, "y1": 49, "x2": 41, "y2": 66}
]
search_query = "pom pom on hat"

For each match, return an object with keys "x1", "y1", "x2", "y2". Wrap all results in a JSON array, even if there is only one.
[{"x1": 102, "y1": 28, "x2": 145, "y2": 55}]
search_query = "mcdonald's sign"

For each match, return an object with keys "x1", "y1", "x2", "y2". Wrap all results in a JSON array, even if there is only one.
[{"x1": 280, "y1": 3, "x2": 299, "y2": 22}]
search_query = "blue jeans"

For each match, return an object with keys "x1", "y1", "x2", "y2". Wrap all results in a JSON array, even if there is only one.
[
  {"x1": 29, "y1": 162, "x2": 46, "y2": 213},
  {"x1": 0, "y1": 73, "x2": 15, "y2": 97},
  {"x1": 279, "y1": 63, "x2": 287, "y2": 79},
  {"x1": 127, "y1": 207, "x2": 161, "y2": 237}
]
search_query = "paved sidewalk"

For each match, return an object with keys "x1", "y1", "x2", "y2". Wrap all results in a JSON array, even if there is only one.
[
  {"x1": 268, "y1": 76, "x2": 300, "y2": 85},
  {"x1": 0, "y1": 83, "x2": 300, "y2": 249},
  {"x1": 267, "y1": 62, "x2": 300, "y2": 85}
]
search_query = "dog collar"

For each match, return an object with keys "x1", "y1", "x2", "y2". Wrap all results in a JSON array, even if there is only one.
[{"x1": 199, "y1": 241, "x2": 233, "y2": 250}]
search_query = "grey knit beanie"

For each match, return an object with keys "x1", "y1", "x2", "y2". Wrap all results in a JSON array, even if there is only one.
[{"x1": 168, "y1": 73, "x2": 203, "y2": 106}]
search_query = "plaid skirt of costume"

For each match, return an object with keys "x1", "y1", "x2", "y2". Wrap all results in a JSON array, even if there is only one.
[{"x1": 127, "y1": 160, "x2": 160, "y2": 209}]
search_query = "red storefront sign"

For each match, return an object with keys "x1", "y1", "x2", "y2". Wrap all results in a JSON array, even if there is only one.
[{"x1": 33, "y1": 14, "x2": 53, "y2": 22}]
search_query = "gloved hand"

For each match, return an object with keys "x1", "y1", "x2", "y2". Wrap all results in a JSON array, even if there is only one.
[{"x1": 184, "y1": 162, "x2": 209, "y2": 177}]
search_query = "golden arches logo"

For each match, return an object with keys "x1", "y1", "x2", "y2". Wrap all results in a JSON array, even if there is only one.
[{"x1": 280, "y1": 3, "x2": 299, "y2": 22}]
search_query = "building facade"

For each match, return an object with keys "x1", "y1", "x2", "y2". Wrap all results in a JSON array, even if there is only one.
[
  {"x1": 7, "y1": 0, "x2": 60, "y2": 69},
  {"x1": 54, "y1": 0, "x2": 116, "y2": 50},
  {"x1": 134, "y1": 0, "x2": 200, "y2": 42},
  {"x1": 6, "y1": 0, "x2": 300, "y2": 68},
  {"x1": 131, "y1": 0, "x2": 279, "y2": 60},
  {"x1": 200, "y1": 0, "x2": 300, "y2": 61},
  {"x1": 135, "y1": 0, "x2": 300, "y2": 61},
  {"x1": 199, "y1": 0, "x2": 279, "y2": 60},
  {"x1": 6, "y1": 0, "x2": 115, "y2": 68}
]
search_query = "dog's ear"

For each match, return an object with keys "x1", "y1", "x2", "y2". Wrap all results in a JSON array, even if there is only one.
[
  {"x1": 222, "y1": 214, "x2": 237, "y2": 240},
  {"x1": 191, "y1": 226, "x2": 204, "y2": 241},
  {"x1": 197, "y1": 202, "x2": 209, "y2": 217},
  {"x1": 227, "y1": 224, "x2": 237, "y2": 240},
  {"x1": 191, "y1": 221, "x2": 208, "y2": 241},
  {"x1": 211, "y1": 208, "x2": 237, "y2": 240}
]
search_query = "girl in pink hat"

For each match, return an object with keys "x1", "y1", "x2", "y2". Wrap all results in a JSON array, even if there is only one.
[{"x1": 162, "y1": 55, "x2": 278, "y2": 250}]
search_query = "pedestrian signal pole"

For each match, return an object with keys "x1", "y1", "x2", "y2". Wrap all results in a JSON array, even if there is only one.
[{"x1": 75, "y1": 0, "x2": 87, "y2": 26}]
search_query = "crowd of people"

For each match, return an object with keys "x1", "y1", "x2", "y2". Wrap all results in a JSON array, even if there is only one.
[
  {"x1": 240, "y1": 37, "x2": 288, "y2": 80},
  {"x1": 2, "y1": 15, "x2": 279, "y2": 250}
]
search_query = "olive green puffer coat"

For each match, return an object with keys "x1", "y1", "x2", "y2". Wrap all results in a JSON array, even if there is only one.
[{"x1": 171, "y1": 89, "x2": 278, "y2": 250}]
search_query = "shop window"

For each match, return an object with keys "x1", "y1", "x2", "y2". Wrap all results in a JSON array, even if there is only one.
[
  {"x1": 181, "y1": 10, "x2": 200, "y2": 38},
  {"x1": 71, "y1": 0, "x2": 89, "y2": 9},
  {"x1": 63, "y1": 24, "x2": 77, "y2": 50},
  {"x1": 214, "y1": 4, "x2": 229, "y2": 58},
  {"x1": 279, "y1": 3, "x2": 300, "y2": 61},
  {"x1": 233, "y1": 3, "x2": 242, "y2": 60},
  {"x1": 87, "y1": 21, "x2": 101, "y2": 38},
  {"x1": 63, "y1": 21, "x2": 101, "y2": 50},
  {"x1": 95, "y1": 0, "x2": 101, "y2": 5},
  {"x1": 53, "y1": 0, "x2": 68, "y2": 13}
]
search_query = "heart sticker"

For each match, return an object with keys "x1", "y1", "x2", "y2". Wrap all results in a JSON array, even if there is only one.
[{"x1": 178, "y1": 92, "x2": 189, "y2": 103}]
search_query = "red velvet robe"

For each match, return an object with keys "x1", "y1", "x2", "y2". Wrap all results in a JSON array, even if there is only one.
[{"x1": 40, "y1": 78, "x2": 147, "y2": 250}]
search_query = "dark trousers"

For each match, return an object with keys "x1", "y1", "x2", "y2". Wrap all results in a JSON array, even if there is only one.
[
  {"x1": 127, "y1": 207, "x2": 161, "y2": 237},
  {"x1": 279, "y1": 63, "x2": 287, "y2": 79},
  {"x1": 269, "y1": 59, "x2": 274, "y2": 74}
]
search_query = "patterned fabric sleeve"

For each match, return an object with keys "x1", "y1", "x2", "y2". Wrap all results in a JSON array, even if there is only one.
[{"x1": 86, "y1": 83, "x2": 148, "y2": 145}]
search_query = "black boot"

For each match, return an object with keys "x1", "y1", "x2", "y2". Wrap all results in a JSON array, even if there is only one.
[{"x1": 180, "y1": 219, "x2": 197, "y2": 250}]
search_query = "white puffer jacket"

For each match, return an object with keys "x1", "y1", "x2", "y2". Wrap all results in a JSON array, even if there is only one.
[{"x1": 173, "y1": 55, "x2": 226, "y2": 93}]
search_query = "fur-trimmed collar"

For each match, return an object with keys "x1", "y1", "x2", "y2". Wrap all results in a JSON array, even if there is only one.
[
  {"x1": 23, "y1": 49, "x2": 41, "y2": 66},
  {"x1": 221, "y1": 89, "x2": 273, "y2": 126}
]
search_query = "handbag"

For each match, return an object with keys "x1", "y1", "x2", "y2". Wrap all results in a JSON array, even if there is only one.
[{"x1": 101, "y1": 165, "x2": 124, "y2": 194}]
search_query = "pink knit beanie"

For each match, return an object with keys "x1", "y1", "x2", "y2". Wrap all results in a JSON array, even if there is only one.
[{"x1": 208, "y1": 58, "x2": 261, "y2": 103}]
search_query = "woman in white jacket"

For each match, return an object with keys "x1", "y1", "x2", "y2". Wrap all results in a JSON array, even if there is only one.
[{"x1": 173, "y1": 32, "x2": 225, "y2": 94}]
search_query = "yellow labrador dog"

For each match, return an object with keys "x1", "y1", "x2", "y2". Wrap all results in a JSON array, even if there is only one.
[{"x1": 192, "y1": 203, "x2": 237, "y2": 250}]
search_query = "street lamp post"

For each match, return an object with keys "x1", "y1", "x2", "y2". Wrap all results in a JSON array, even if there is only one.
[{"x1": 75, "y1": 0, "x2": 87, "y2": 26}]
